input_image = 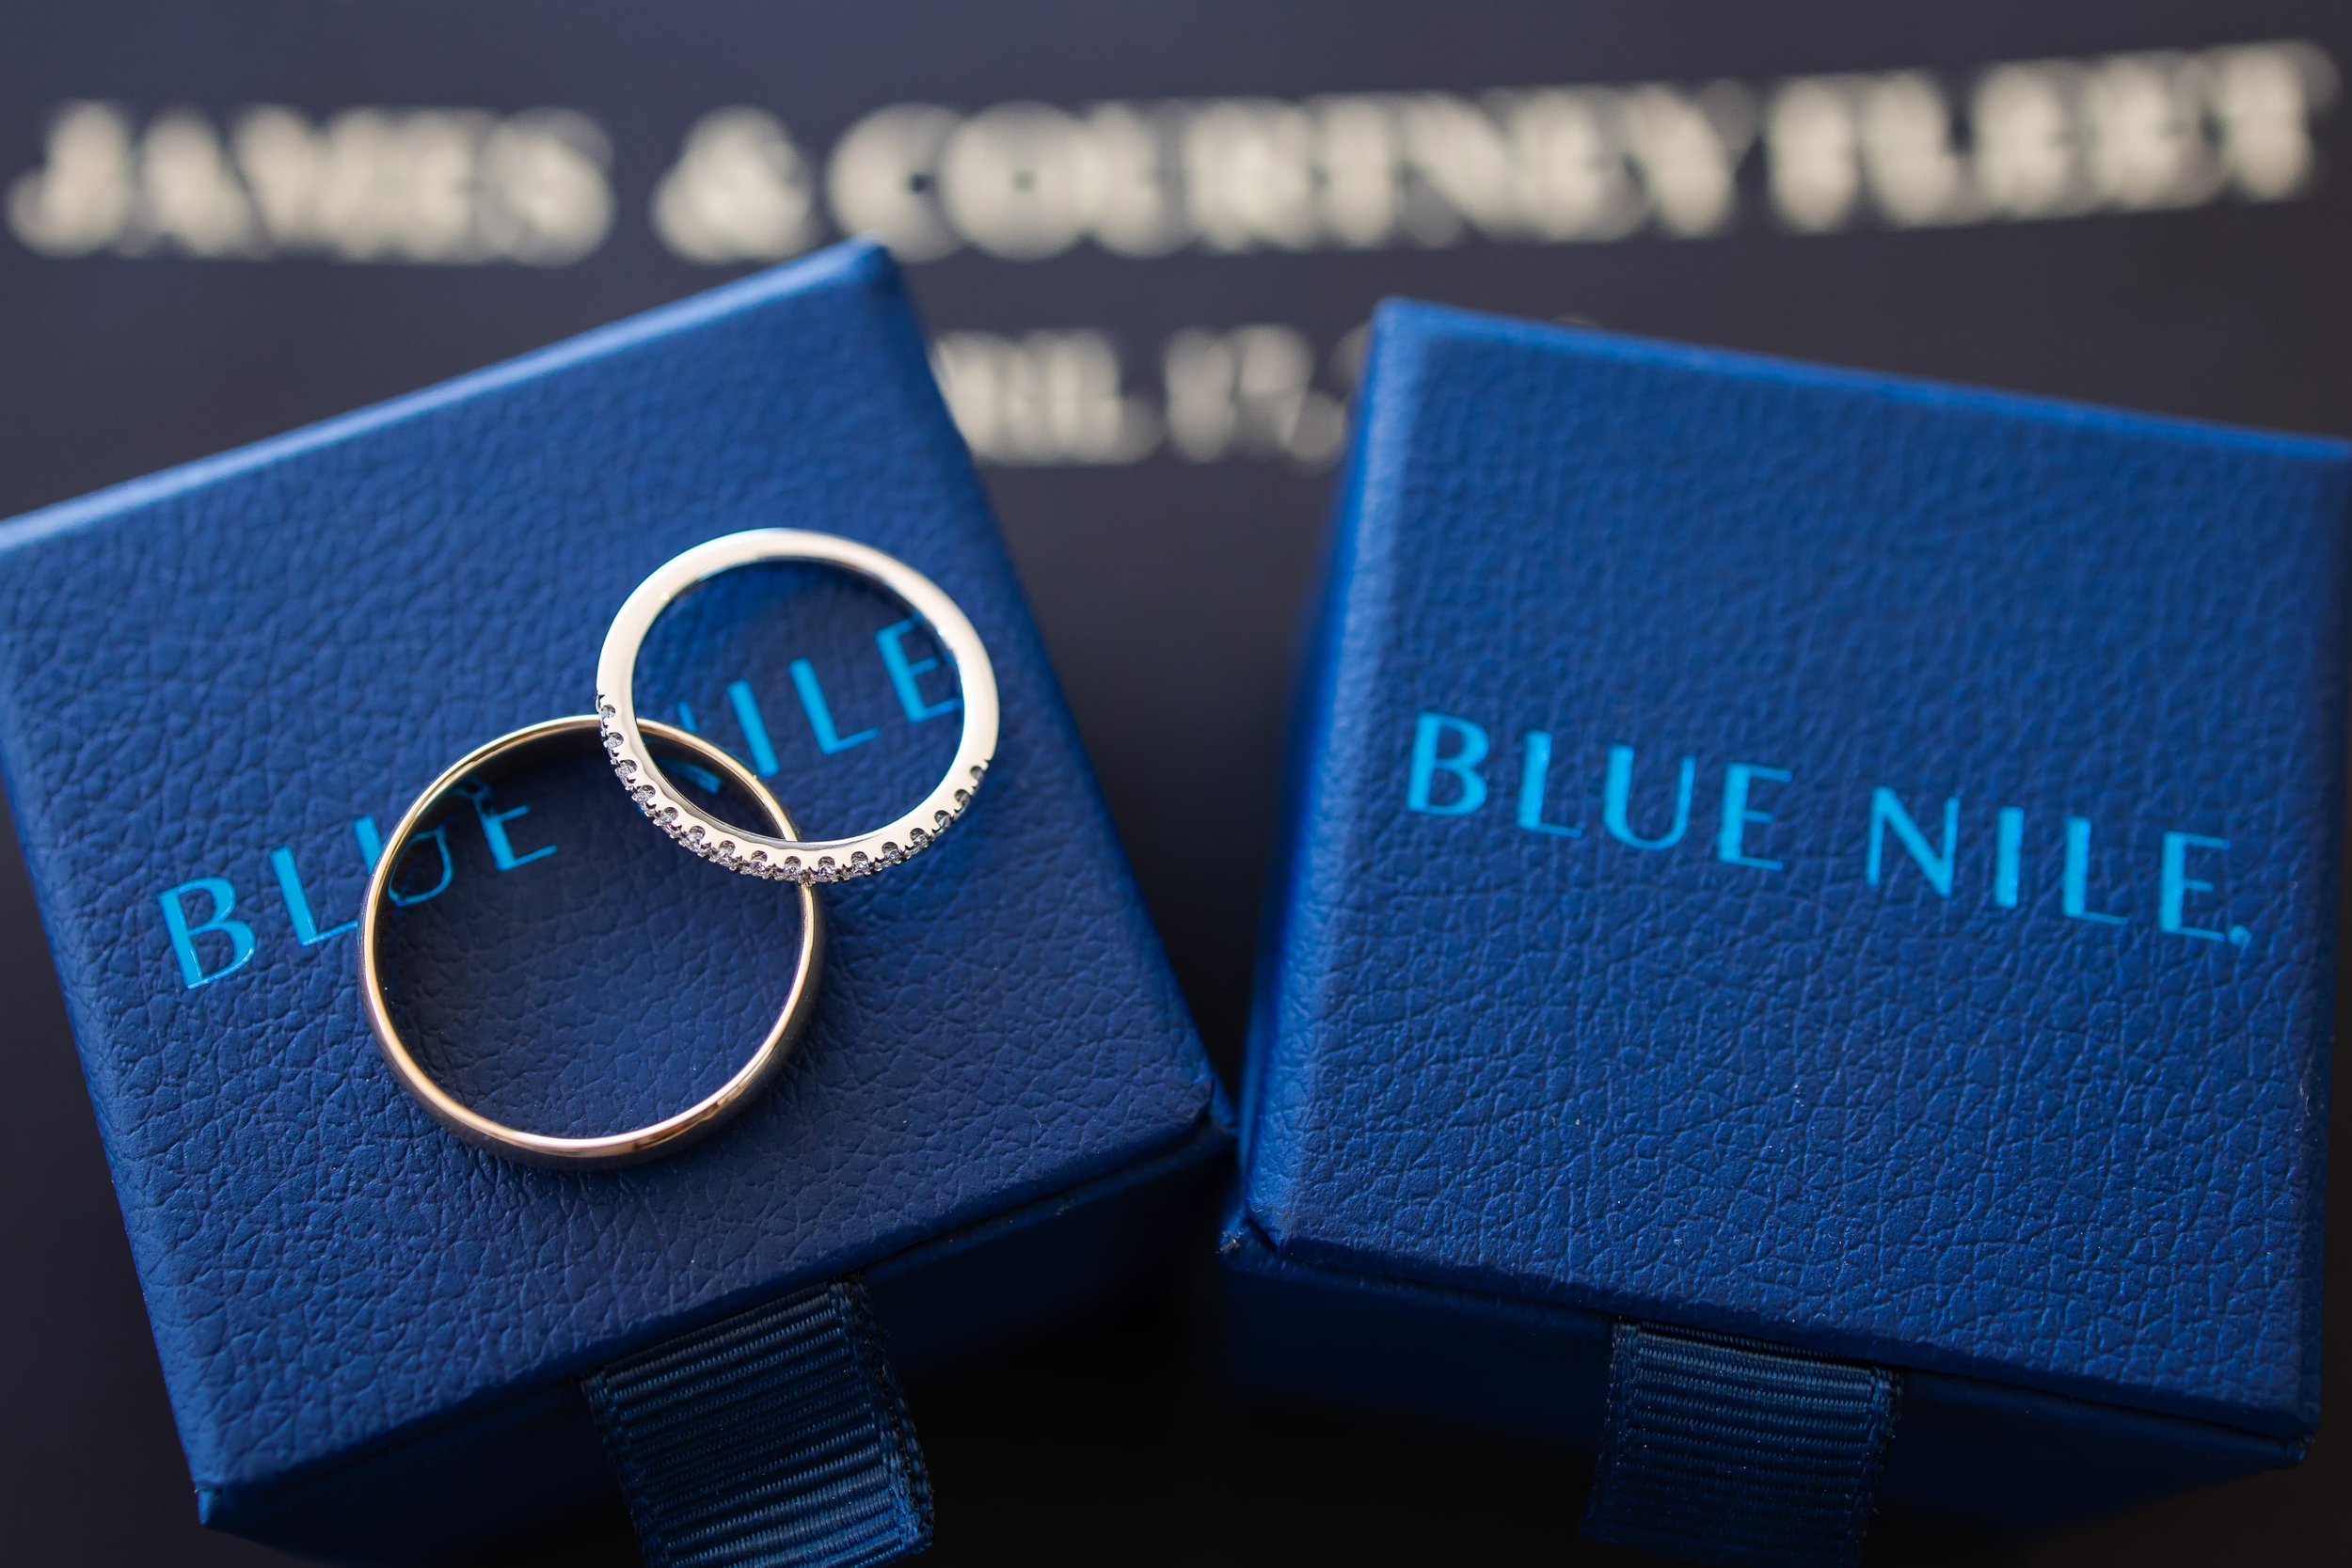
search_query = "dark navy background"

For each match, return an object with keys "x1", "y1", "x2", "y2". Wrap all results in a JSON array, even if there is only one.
[{"x1": 0, "y1": 2, "x2": 2347, "y2": 1563}]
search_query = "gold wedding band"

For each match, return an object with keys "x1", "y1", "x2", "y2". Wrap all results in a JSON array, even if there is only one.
[{"x1": 359, "y1": 715, "x2": 824, "y2": 1167}]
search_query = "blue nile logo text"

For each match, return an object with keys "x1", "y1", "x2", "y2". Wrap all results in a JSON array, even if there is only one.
[
  {"x1": 156, "y1": 619, "x2": 958, "y2": 990},
  {"x1": 1406, "y1": 709, "x2": 2252, "y2": 947}
]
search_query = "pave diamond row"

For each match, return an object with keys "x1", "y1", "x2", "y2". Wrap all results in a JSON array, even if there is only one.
[{"x1": 596, "y1": 695, "x2": 984, "y2": 885}]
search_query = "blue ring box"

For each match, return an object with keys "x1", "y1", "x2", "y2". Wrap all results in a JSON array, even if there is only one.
[
  {"x1": 0, "y1": 240, "x2": 1227, "y2": 1557},
  {"x1": 1227, "y1": 300, "x2": 2345, "y2": 1524}
]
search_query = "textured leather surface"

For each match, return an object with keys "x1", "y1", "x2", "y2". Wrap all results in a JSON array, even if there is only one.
[
  {"x1": 1241, "y1": 303, "x2": 2346, "y2": 1444},
  {"x1": 0, "y1": 241, "x2": 1216, "y2": 1502}
]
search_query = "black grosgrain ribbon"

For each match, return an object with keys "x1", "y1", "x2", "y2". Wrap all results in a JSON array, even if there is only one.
[
  {"x1": 584, "y1": 1278, "x2": 932, "y2": 1568},
  {"x1": 1582, "y1": 1321, "x2": 1900, "y2": 1568}
]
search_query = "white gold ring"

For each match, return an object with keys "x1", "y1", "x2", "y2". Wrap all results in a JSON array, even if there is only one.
[{"x1": 596, "y1": 530, "x2": 998, "y2": 883}]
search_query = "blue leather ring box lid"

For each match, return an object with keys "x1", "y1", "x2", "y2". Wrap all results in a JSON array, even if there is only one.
[
  {"x1": 1226, "y1": 300, "x2": 2346, "y2": 1528},
  {"x1": 0, "y1": 240, "x2": 1228, "y2": 1559}
]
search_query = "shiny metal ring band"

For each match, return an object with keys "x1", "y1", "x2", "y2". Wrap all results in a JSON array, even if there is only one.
[
  {"x1": 359, "y1": 715, "x2": 824, "y2": 1167},
  {"x1": 595, "y1": 530, "x2": 998, "y2": 883}
]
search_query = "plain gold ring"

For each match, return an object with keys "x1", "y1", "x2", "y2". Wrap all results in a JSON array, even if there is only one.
[{"x1": 358, "y1": 715, "x2": 824, "y2": 1167}]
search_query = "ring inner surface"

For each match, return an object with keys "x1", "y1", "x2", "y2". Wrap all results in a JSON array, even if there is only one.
[
  {"x1": 372, "y1": 728, "x2": 811, "y2": 1140},
  {"x1": 629, "y1": 561, "x2": 962, "y2": 846}
]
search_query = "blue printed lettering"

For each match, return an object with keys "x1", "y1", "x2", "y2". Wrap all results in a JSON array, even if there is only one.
[
  {"x1": 1717, "y1": 763, "x2": 1791, "y2": 871},
  {"x1": 2159, "y1": 832, "x2": 2237, "y2": 943},
  {"x1": 1867, "y1": 787, "x2": 1958, "y2": 896},
  {"x1": 160, "y1": 877, "x2": 254, "y2": 989},
  {"x1": 725, "y1": 680, "x2": 783, "y2": 776},
  {"x1": 877, "y1": 619, "x2": 961, "y2": 723},
  {"x1": 2062, "y1": 816, "x2": 2127, "y2": 926},
  {"x1": 1515, "y1": 731, "x2": 1581, "y2": 839},
  {"x1": 458, "y1": 780, "x2": 556, "y2": 871},
  {"x1": 354, "y1": 816, "x2": 455, "y2": 907},
  {"x1": 269, "y1": 846, "x2": 358, "y2": 945},
  {"x1": 1603, "y1": 746, "x2": 1693, "y2": 850},
  {"x1": 1406, "y1": 711, "x2": 1488, "y2": 816},
  {"x1": 1994, "y1": 806, "x2": 2025, "y2": 909},
  {"x1": 790, "y1": 657, "x2": 880, "y2": 753}
]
